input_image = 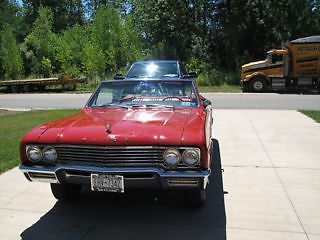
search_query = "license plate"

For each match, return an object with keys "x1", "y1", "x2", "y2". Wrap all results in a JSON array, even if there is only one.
[{"x1": 91, "y1": 174, "x2": 124, "y2": 193}]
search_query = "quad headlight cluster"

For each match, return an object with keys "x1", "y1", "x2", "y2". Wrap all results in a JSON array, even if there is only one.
[
  {"x1": 26, "y1": 145, "x2": 57, "y2": 163},
  {"x1": 163, "y1": 148, "x2": 200, "y2": 167}
]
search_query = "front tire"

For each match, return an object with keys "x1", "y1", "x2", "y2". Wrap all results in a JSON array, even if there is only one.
[
  {"x1": 50, "y1": 183, "x2": 81, "y2": 201},
  {"x1": 250, "y1": 77, "x2": 266, "y2": 92},
  {"x1": 184, "y1": 189, "x2": 206, "y2": 208}
]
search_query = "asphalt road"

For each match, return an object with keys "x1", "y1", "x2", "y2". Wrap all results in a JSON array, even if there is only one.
[{"x1": 0, "y1": 92, "x2": 320, "y2": 110}]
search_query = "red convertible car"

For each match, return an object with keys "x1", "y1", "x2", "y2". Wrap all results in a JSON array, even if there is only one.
[{"x1": 19, "y1": 78, "x2": 213, "y2": 207}]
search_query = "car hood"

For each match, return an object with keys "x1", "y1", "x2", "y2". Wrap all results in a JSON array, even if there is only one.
[{"x1": 25, "y1": 107, "x2": 205, "y2": 146}]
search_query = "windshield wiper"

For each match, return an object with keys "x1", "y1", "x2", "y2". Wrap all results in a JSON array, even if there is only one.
[
  {"x1": 119, "y1": 95, "x2": 137, "y2": 103},
  {"x1": 126, "y1": 75, "x2": 148, "y2": 78},
  {"x1": 130, "y1": 104, "x2": 175, "y2": 109},
  {"x1": 93, "y1": 103, "x2": 129, "y2": 109}
]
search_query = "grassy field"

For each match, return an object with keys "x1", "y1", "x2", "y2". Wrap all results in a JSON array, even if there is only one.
[
  {"x1": 0, "y1": 109, "x2": 78, "y2": 174},
  {"x1": 197, "y1": 84, "x2": 241, "y2": 93},
  {"x1": 299, "y1": 110, "x2": 320, "y2": 123}
]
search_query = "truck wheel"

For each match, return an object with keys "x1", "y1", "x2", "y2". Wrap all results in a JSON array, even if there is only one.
[
  {"x1": 63, "y1": 84, "x2": 76, "y2": 91},
  {"x1": 250, "y1": 77, "x2": 266, "y2": 92},
  {"x1": 22, "y1": 85, "x2": 33, "y2": 92},
  {"x1": 37, "y1": 85, "x2": 45, "y2": 91},
  {"x1": 10, "y1": 85, "x2": 20, "y2": 93},
  {"x1": 184, "y1": 189, "x2": 206, "y2": 208},
  {"x1": 50, "y1": 183, "x2": 81, "y2": 201}
]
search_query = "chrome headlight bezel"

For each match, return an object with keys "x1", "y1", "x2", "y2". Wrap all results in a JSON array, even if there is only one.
[
  {"x1": 163, "y1": 148, "x2": 181, "y2": 167},
  {"x1": 42, "y1": 146, "x2": 57, "y2": 163},
  {"x1": 26, "y1": 145, "x2": 42, "y2": 163},
  {"x1": 182, "y1": 148, "x2": 200, "y2": 166}
]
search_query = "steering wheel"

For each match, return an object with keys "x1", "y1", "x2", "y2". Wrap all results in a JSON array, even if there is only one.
[{"x1": 161, "y1": 96, "x2": 184, "y2": 101}]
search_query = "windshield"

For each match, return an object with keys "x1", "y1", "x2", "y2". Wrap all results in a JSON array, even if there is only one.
[
  {"x1": 88, "y1": 80, "x2": 198, "y2": 108},
  {"x1": 126, "y1": 62, "x2": 179, "y2": 78}
]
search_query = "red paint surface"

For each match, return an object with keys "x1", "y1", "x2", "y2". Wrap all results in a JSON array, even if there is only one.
[{"x1": 21, "y1": 105, "x2": 211, "y2": 168}]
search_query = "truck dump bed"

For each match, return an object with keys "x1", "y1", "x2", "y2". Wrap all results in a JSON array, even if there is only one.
[{"x1": 286, "y1": 36, "x2": 320, "y2": 77}]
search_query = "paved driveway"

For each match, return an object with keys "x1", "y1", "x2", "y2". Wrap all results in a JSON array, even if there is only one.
[{"x1": 0, "y1": 110, "x2": 320, "y2": 240}]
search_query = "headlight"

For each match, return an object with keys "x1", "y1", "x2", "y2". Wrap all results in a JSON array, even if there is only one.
[
  {"x1": 42, "y1": 146, "x2": 57, "y2": 163},
  {"x1": 26, "y1": 146, "x2": 42, "y2": 162},
  {"x1": 182, "y1": 148, "x2": 200, "y2": 166},
  {"x1": 163, "y1": 148, "x2": 181, "y2": 167}
]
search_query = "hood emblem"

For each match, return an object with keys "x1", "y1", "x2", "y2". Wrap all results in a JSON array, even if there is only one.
[
  {"x1": 109, "y1": 135, "x2": 117, "y2": 142},
  {"x1": 105, "y1": 123, "x2": 111, "y2": 134}
]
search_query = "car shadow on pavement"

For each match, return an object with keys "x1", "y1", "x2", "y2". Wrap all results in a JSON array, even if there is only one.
[{"x1": 20, "y1": 139, "x2": 226, "y2": 240}]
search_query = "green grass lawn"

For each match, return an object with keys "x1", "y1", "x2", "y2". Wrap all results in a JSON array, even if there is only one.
[
  {"x1": 299, "y1": 110, "x2": 320, "y2": 123},
  {"x1": 0, "y1": 109, "x2": 78, "y2": 174},
  {"x1": 198, "y1": 84, "x2": 241, "y2": 93}
]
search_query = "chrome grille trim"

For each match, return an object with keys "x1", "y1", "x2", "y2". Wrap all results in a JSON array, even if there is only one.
[
  {"x1": 23, "y1": 145, "x2": 199, "y2": 170},
  {"x1": 54, "y1": 145, "x2": 166, "y2": 168}
]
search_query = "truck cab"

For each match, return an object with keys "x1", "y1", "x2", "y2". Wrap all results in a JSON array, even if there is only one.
[{"x1": 241, "y1": 36, "x2": 320, "y2": 92}]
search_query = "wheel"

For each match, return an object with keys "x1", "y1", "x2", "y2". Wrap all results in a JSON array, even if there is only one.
[
  {"x1": 63, "y1": 84, "x2": 76, "y2": 91},
  {"x1": 250, "y1": 77, "x2": 266, "y2": 92},
  {"x1": 37, "y1": 85, "x2": 46, "y2": 91},
  {"x1": 22, "y1": 85, "x2": 33, "y2": 92},
  {"x1": 184, "y1": 189, "x2": 206, "y2": 208},
  {"x1": 10, "y1": 85, "x2": 20, "y2": 93},
  {"x1": 50, "y1": 183, "x2": 81, "y2": 201}
]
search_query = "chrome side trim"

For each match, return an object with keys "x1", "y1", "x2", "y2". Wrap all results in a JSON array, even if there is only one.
[{"x1": 33, "y1": 144, "x2": 200, "y2": 150}]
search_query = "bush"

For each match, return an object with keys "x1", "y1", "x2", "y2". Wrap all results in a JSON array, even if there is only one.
[{"x1": 196, "y1": 68, "x2": 239, "y2": 86}]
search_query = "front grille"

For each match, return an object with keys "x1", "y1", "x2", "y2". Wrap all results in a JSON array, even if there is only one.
[{"x1": 55, "y1": 145, "x2": 166, "y2": 168}]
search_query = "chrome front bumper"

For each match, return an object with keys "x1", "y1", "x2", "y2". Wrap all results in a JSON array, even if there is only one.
[{"x1": 19, "y1": 164, "x2": 211, "y2": 190}]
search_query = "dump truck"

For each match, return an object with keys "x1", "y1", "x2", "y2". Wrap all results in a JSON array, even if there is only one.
[
  {"x1": 241, "y1": 36, "x2": 320, "y2": 92},
  {"x1": 0, "y1": 75, "x2": 86, "y2": 93}
]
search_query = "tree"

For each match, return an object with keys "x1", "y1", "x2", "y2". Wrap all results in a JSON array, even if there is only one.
[
  {"x1": 0, "y1": 0, "x2": 23, "y2": 78},
  {"x1": 0, "y1": 25, "x2": 24, "y2": 79},
  {"x1": 24, "y1": 6, "x2": 57, "y2": 77},
  {"x1": 90, "y1": 6, "x2": 126, "y2": 73},
  {"x1": 22, "y1": 0, "x2": 85, "y2": 33},
  {"x1": 121, "y1": 15, "x2": 143, "y2": 65},
  {"x1": 84, "y1": 0, "x2": 130, "y2": 17},
  {"x1": 215, "y1": 0, "x2": 320, "y2": 70},
  {"x1": 82, "y1": 41, "x2": 106, "y2": 80},
  {"x1": 131, "y1": 0, "x2": 194, "y2": 61},
  {"x1": 55, "y1": 25, "x2": 88, "y2": 75}
]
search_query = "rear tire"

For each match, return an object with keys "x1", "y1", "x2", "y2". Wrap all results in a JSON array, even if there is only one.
[
  {"x1": 50, "y1": 183, "x2": 81, "y2": 201},
  {"x1": 250, "y1": 77, "x2": 266, "y2": 92},
  {"x1": 37, "y1": 85, "x2": 46, "y2": 91},
  {"x1": 184, "y1": 189, "x2": 206, "y2": 208},
  {"x1": 22, "y1": 85, "x2": 32, "y2": 92},
  {"x1": 10, "y1": 85, "x2": 19, "y2": 93}
]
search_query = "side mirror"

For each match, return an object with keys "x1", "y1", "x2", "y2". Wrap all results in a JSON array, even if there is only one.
[
  {"x1": 203, "y1": 99, "x2": 212, "y2": 108},
  {"x1": 182, "y1": 72, "x2": 198, "y2": 79},
  {"x1": 114, "y1": 73, "x2": 125, "y2": 80},
  {"x1": 188, "y1": 72, "x2": 198, "y2": 78}
]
